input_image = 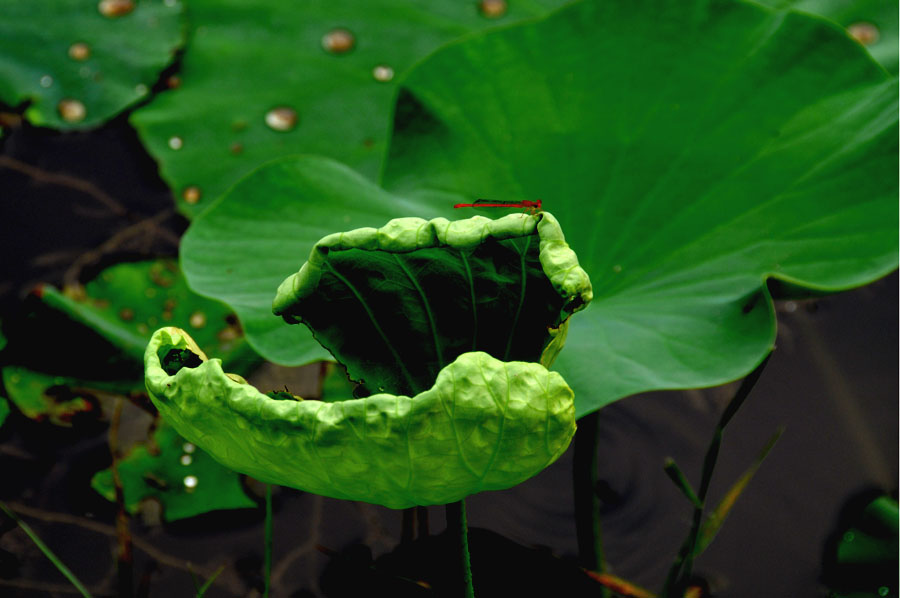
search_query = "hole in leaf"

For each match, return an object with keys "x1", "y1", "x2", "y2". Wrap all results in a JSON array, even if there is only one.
[{"x1": 159, "y1": 346, "x2": 202, "y2": 375}]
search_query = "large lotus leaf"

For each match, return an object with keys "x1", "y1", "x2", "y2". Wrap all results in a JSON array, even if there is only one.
[
  {"x1": 179, "y1": 0, "x2": 897, "y2": 416},
  {"x1": 144, "y1": 326, "x2": 576, "y2": 509},
  {"x1": 129, "y1": 0, "x2": 568, "y2": 217},
  {"x1": 91, "y1": 420, "x2": 256, "y2": 521},
  {"x1": 757, "y1": 0, "x2": 897, "y2": 73},
  {"x1": 273, "y1": 212, "x2": 592, "y2": 396},
  {"x1": 0, "y1": 0, "x2": 184, "y2": 129}
]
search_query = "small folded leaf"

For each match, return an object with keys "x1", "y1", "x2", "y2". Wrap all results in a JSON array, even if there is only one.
[
  {"x1": 273, "y1": 211, "x2": 591, "y2": 396},
  {"x1": 91, "y1": 420, "x2": 256, "y2": 522},
  {"x1": 144, "y1": 326, "x2": 576, "y2": 509}
]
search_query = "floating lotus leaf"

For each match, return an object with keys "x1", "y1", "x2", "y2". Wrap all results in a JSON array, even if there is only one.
[
  {"x1": 273, "y1": 212, "x2": 592, "y2": 396},
  {"x1": 129, "y1": 0, "x2": 568, "y2": 216},
  {"x1": 757, "y1": 0, "x2": 897, "y2": 73},
  {"x1": 91, "y1": 420, "x2": 256, "y2": 521},
  {"x1": 145, "y1": 326, "x2": 576, "y2": 509},
  {"x1": 0, "y1": 0, "x2": 185, "y2": 129}
]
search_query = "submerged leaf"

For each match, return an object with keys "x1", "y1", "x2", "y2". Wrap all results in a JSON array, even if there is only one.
[{"x1": 144, "y1": 326, "x2": 576, "y2": 509}]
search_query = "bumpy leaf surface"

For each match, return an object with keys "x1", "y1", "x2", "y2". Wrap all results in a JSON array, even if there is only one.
[
  {"x1": 145, "y1": 327, "x2": 576, "y2": 509},
  {"x1": 273, "y1": 212, "x2": 591, "y2": 396},
  {"x1": 0, "y1": 0, "x2": 184, "y2": 129},
  {"x1": 180, "y1": 0, "x2": 897, "y2": 416}
]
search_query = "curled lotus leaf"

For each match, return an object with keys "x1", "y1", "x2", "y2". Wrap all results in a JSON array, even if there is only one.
[
  {"x1": 144, "y1": 326, "x2": 576, "y2": 509},
  {"x1": 273, "y1": 211, "x2": 593, "y2": 396}
]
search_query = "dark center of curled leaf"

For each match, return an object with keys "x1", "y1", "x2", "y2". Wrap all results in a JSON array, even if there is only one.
[
  {"x1": 159, "y1": 347, "x2": 202, "y2": 376},
  {"x1": 291, "y1": 232, "x2": 568, "y2": 396}
]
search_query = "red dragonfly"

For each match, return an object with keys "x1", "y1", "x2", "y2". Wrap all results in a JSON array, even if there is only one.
[{"x1": 453, "y1": 198, "x2": 542, "y2": 214}]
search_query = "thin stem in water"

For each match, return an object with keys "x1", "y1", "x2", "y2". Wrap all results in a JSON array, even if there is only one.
[
  {"x1": 573, "y1": 409, "x2": 609, "y2": 597},
  {"x1": 264, "y1": 484, "x2": 273, "y2": 598},
  {"x1": 445, "y1": 500, "x2": 474, "y2": 598}
]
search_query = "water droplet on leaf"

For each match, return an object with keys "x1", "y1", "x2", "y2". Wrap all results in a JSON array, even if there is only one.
[
  {"x1": 168, "y1": 136, "x2": 183, "y2": 150},
  {"x1": 322, "y1": 28, "x2": 355, "y2": 54},
  {"x1": 479, "y1": 0, "x2": 507, "y2": 18},
  {"x1": 98, "y1": 0, "x2": 135, "y2": 18},
  {"x1": 68, "y1": 42, "x2": 91, "y2": 61},
  {"x1": 134, "y1": 83, "x2": 148, "y2": 96},
  {"x1": 40, "y1": 75, "x2": 53, "y2": 88},
  {"x1": 847, "y1": 22, "x2": 879, "y2": 46},
  {"x1": 372, "y1": 65, "x2": 394, "y2": 82},
  {"x1": 183, "y1": 442, "x2": 196, "y2": 453},
  {"x1": 182, "y1": 186, "x2": 201, "y2": 204},
  {"x1": 189, "y1": 311, "x2": 207, "y2": 328},
  {"x1": 265, "y1": 106, "x2": 297, "y2": 132},
  {"x1": 183, "y1": 475, "x2": 198, "y2": 491},
  {"x1": 58, "y1": 99, "x2": 86, "y2": 123},
  {"x1": 180, "y1": 454, "x2": 193, "y2": 466}
]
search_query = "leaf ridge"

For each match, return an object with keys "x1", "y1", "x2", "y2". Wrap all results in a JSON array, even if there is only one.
[
  {"x1": 322, "y1": 260, "x2": 420, "y2": 394},
  {"x1": 503, "y1": 235, "x2": 532, "y2": 360},
  {"x1": 392, "y1": 253, "x2": 445, "y2": 367}
]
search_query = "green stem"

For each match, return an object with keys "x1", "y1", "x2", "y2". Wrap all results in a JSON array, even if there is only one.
[
  {"x1": 573, "y1": 410, "x2": 609, "y2": 596},
  {"x1": 663, "y1": 353, "x2": 771, "y2": 595},
  {"x1": 263, "y1": 484, "x2": 273, "y2": 598},
  {"x1": 446, "y1": 500, "x2": 474, "y2": 598},
  {"x1": 0, "y1": 501, "x2": 94, "y2": 598}
]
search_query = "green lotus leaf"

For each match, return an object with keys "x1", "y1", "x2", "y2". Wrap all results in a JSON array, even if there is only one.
[
  {"x1": 0, "y1": 0, "x2": 185, "y2": 129},
  {"x1": 179, "y1": 0, "x2": 897, "y2": 417},
  {"x1": 91, "y1": 420, "x2": 256, "y2": 521},
  {"x1": 757, "y1": 0, "x2": 897, "y2": 73},
  {"x1": 129, "y1": 0, "x2": 568, "y2": 217},
  {"x1": 145, "y1": 326, "x2": 576, "y2": 509},
  {"x1": 273, "y1": 211, "x2": 591, "y2": 396}
]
